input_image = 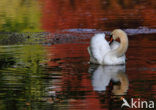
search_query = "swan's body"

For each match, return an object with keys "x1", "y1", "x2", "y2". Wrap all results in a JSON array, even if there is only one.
[{"x1": 88, "y1": 29, "x2": 128, "y2": 65}]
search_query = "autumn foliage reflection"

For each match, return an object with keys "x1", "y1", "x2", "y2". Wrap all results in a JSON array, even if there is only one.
[{"x1": 41, "y1": 0, "x2": 156, "y2": 32}]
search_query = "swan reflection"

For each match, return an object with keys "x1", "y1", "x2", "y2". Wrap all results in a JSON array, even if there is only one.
[{"x1": 89, "y1": 65, "x2": 129, "y2": 95}]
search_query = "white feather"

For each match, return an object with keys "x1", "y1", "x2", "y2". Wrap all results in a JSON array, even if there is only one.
[{"x1": 88, "y1": 32, "x2": 127, "y2": 65}]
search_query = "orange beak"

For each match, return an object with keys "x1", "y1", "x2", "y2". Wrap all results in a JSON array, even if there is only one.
[{"x1": 120, "y1": 97, "x2": 124, "y2": 100}]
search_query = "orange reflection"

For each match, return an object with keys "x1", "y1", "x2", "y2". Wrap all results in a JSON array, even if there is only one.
[{"x1": 40, "y1": 0, "x2": 156, "y2": 32}]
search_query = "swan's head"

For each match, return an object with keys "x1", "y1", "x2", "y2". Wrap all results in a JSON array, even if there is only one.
[{"x1": 109, "y1": 29, "x2": 127, "y2": 44}]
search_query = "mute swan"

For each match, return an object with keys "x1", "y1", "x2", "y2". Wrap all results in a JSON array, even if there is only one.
[{"x1": 88, "y1": 29, "x2": 128, "y2": 65}]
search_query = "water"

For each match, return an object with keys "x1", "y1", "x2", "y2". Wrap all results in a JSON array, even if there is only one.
[
  {"x1": 0, "y1": 0, "x2": 156, "y2": 110},
  {"x1": 0, "y1": 33, "x2": 155, "y2": 110}
]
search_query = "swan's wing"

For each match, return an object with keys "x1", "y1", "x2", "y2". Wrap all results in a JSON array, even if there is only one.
[
  {"x1": 90, "y1": 33, "x2": 111, "y2": 64},
  {"x1": 88, "y1": 46, "x2": 98, "y2": 64}
]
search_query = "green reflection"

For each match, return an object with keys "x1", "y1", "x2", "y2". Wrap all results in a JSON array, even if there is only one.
[
  {"x1": 0, "y1": 0, "x2": 42, "y2": 32},
  {"x1": 0, "y1": 45, "x2": 49, "y2": 110}
]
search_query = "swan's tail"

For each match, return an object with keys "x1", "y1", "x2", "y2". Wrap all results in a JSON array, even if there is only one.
[{"x1": 87, "y1": 46, "x2": 98, "y2": 64}]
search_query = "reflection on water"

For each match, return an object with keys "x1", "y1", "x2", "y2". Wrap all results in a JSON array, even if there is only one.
[
  {"x1": 0, "y1": 0, "x2": 41, "y2": 32},
  {"x1": 0, "y1": 0, "x2": 156, "y2": 110},
  {"x1": 0, "y1": 33, "x2": 155, "y2": 110},
  {"x1": 89, "y1": 65, "x2": 129, "y2": 96},
  {"x1": 0, "y1": 45, "x2": 48, "y2": 110},
  {"x1": 0, "y1": 0, "x2": 156, "y2": 32},
  {"x1": 41, "y1": 0, "x2": 156, "y2": 32}
]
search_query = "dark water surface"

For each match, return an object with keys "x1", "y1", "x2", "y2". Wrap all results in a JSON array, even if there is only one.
[
  {"x1": 0, "y1": 33, "x2": 156, "y2": 110},
  {"x1": 0, "y1": 0, "x2": 156, "y2": 110}
]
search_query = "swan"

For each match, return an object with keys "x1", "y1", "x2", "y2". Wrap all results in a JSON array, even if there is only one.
[{"x1": 88, "y1": 29, "x2": 128, "y2": 65}]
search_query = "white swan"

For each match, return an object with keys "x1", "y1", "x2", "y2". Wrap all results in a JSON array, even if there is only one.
[{"x1": 88, "y1": 29, "x2": 128, "y2": 65}]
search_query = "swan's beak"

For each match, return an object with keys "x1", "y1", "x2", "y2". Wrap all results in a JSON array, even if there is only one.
[
  {"x1": 109, "y1": 35, "x2": 114, "y2": 45},
  {"x1": 120, "y1": 97, "x2": 124, "y2": 100}
]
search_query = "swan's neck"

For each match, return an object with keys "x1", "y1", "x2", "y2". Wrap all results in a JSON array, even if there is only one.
[{"x1": 114, "y1": 34, "x2": 128, "y2": 57}]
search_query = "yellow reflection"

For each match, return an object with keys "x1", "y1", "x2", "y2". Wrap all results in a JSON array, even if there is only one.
[{"x1": 0, "y1": 0, "x2": 42, "y2": 32}]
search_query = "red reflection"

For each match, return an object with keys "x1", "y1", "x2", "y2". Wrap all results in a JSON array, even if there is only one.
[
  {"x1": 40, "y1": 0, "x2": 156, "y2": 32},
  {"x1": 45, "y1": 34, "x2": 156, "y2": 109},
  {"x1": 46, "y1": 43, "x2": 109, "y2": 109},
  {"x1": 47, "y1": 43, "x2": 89, "y2": 67},
  {"x1": 42, "y1": 0, "x2": 156, "y2": 109},
  {"x1": 67, "y1": 73, "x2": 102, "y2": 110}
]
